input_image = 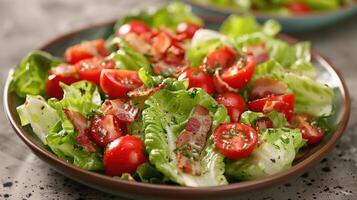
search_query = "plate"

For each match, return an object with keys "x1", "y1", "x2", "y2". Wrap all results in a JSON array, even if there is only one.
[
  {"x1": 3, "y1": 20, "x2": 351, "y2": 199},
  {"x1": 184, "y1": 0, "x2": 357, "y2": 32}
]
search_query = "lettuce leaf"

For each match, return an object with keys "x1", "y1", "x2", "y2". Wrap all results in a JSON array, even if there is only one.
[
  {"x1": 10, "y1": 51, "x2": 62, "y2": 98},
  {"x1": 240, "y1": 111, "x2": 288, "y2": 128},
  {"x1": 225, "y1": 128, "x2": 305, "y2": 180},
  {"x1": 142, "y1": 88, "x2": 229, "y2": 186}
]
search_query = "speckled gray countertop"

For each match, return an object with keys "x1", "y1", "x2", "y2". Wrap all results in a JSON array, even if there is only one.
[{"x1": 0, "y1": 0, "x2": 356, "y2": 199}]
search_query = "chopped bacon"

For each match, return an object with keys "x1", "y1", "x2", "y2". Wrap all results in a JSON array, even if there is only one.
[
  {"x1": 255, "y1": 117, "x2": 274, "y2": 132},
  {"x1": 127, "y1": 83, "x2": 166, "y2": 98},
  {"x1": 175, "y1": 105, "x2": 212, "y2": 175},
  {"x1": 251, "y1": 78, "x2": 288, "y2": 100},
  {"x1": 245, "y1": 43, "x2": 269, "y2": 64},
  {"x1": 63, "y1": 109, "x2": 97, "y2": 153},
  {"x1": 100, "y1": 99, "x2": 139, "y2": 123},
  {"x1": 123, "y1": 32, "x2": 152, "y2": 55},
  {"x1": 152, "y1": 61, "x2": 188, "y2": 77},
  {"x1": 89, "y1": 115, "x2": 123, "y2": 147}
]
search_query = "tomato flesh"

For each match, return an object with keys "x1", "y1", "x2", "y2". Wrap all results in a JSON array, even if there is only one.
[
  {"x1": 46, "y1": 64, "x2": 79, "y2": 99},
  {"x1": 64, "y1": 39, "x2": 108, "y2": 64},
  {"x1": 286, "y1": 2, "x2": 311, "y2": 14},
  {"x1": 176, "y1": 22, "x2": 200, "y2": 40},
  {"x1": 203, "y1": 47, "x2": 236, "y2": 70},
  {"x1": 296, "y1": 114, "x2": 325, "y2": 145},
  {"x1": 248, "y1": 94, "x2": 295, "y2": 122},
  {"x1": 118, "y1": 20, "x2": 151, "y2": 36},
  {"x1": 75, "y1": 57, "x2": 115, "y2": 84},
  {"x1": 100, "y1": 69, "x2": 143, "y2": 98},
  {"x1": 213, "y1": 123, "x2": 258, "y2": 159},
  {"x1": 216, "y1": 93, "x2": 246, "y2": 122},
  {"x1": 104, "y1": 135, "x2": 147, "y2": 176},
  {"x1": 178, "y1": 68, "x2": 215, "y2": 94}
]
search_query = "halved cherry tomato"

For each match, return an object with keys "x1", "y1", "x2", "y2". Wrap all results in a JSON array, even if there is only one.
[
  {"x1": 212, "y1": 71, "x2": 239, "y2": 94},
  {"x1": 286, "y1": 2, "x2": 311, "y2": 14},
  {"x1": 178, "y1": 68, "x2": 215, "y2": 94},
  {"x1": 248, "y1": 94, "x2": 295, "y2": 122},
  {"x1": 75, "y1": 57, "x2": 115, "y2": 84},
  {"x1": 176, "y1": 22, "x2": 200, "y2": 40},
  {"x1": 100, "y1": 69, "x2": 143, "y2": 98},
  {"x1": 104, "y1": 135, "x2": 147, "y2": 176},
  {"x1": 90, "y1": 115, "x2": 122, "y2": 148},
  {"x1": 118, "y1": 20, "x2": 151, "y2": 36},
  {"x1": 250, "y1": 78, "x2": 288, "y2": 100},
  {"x1": 203, "y1": 47, "x2": 236, "y2": 70},
  {"x1": 296, "y1": 114, "x2": 325, "y2": 145},
  {"x1": 216, "y1": 93, "x2": 246, "y2": 122},
  {"x1": 221, "y1": 54, "x2": 256, "y2": 89},
  {"x1": 46, "y1": 64, "x2": 79, "y2": 99},
  {"x1": 64, "y1": 39, "x2": 108, "y2": 64},
  {"x1": 213, "y1": 123, "x2": 258, "y2": 159}
]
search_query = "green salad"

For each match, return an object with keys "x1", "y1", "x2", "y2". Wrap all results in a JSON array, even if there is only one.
[
  {"x1": 197, "y1": 0, "x2": 350, "y2": 15},
  {"x1": 11, "y1": 2, "x2": 334, "y2": 186}
]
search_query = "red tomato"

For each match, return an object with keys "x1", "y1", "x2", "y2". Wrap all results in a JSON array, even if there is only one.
[
  {"x1": 212, "y1": 71, "x2": 239, "y2": 94},
  {"x1": 178, "y1": 68, "x2": 215, "y2": 94},
  {"x1": 46, "y1": 64, "x2": 79, "y2": 99},
  {"x1": 213, "y1": 123, "x2": 258, "y2": 159},
  {"x1": 286, "y1": 2, "x2": 311, "y2": 14},
  {"x1": 104, "y1": 135, "x2": 147, "y2": 176},
  {"x1": 250, "y1": 78, "x2": 288, "y2": 100},
  {"x1": 248, "y1": 94, "x2": 295, "y2": 122},
  {"x1": 118, "y1": 20, "x2": 151, "y2": 36},
  {"x1": 64, "y1": 39, "x2": 108, "y2": 64},
  {"x1": 164, "y1": 43, "x2": 185, "y2": 65},
  {"x1": 90, "y1": 115, "x2": 122, "y2": 148},
  {"x1": 176, "y1": 22, "x2": 200, "y2": 40},
  {"x1": 216, "y1": 93, "x2": 246, "y2": 122},
  {"x1": 100, "y1": 69, "x2": 143, "y2": 98},
  {"x1": 297, "y1": 114, "x2": 325, "y2": 145},
  {"x1": 221, "y1": 54, "x2": 256, "y2": 89},
  {"x1": 75, "y1": 57, "x2": 115, "y2": 84},
  {"x1": 203, "y1": 47, "x2": 236, "y2": 70}
]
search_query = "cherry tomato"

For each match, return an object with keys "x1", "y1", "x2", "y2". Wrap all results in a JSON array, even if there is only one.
[
  {"x1": 286, "y1": 2, "x2": 311, "y2": 14},
  {"x1": 100, "y1": 69, "x2": 143, "y2": 98},
  {"x1": 176, "y1": 22, "x2": 200, "y2": 40},
  {"x1": 90, "y1": 115, "x2": 122, "y2": 148},
  {"x1": 297, "y1": 114, "x2": 325, "y2": 145},
  {"x1": 64, "y1": 39, "x2": 108, "y2": 64},
  {"x1": 178, "y1": 68, "x2": 215, "y2": 94},
  {"x1": 104, "y1": 135, "x2": 147, "y2": 176},
  {"x1": 221, "y1": 54, "x2": 256, "y2": 89},
  {"x1": 248, "y1": 94, "x2": 295, "y2": 122},
  {"x1": 75, "y1": 57, "x2": 115, "y2": 84},
  {"x1": 250, "y1": 78, "x2": 288, "y2": 100},
  {"x1": 216, "y1": 93, "x2": 246, "y2": 122},
  {"x1": 46, "y1": 64, "x2": 79, "y2": 99},
  {"x1": 203, "y1": 47, "x2": 236, "y2": 70},
  {"x1": 213, "y1": 123, "x2": 258, "y2": 159},
  {"x1": 118, "y1": 20, "x2": 151, "y2": 36},
  {"x1": 212, "y1": 71, "x2": 239, "y2": 94}
]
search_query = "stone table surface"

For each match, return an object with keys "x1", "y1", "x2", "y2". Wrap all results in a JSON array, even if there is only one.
[{"x1": 0, "y1": 0, "x2": 356, "y2": 199}]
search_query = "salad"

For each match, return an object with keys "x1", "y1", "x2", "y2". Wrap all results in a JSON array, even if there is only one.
[
  {"x1": 196, "y1": 0, "x2": 351, "y2": 15},
  {"x1": 10, "y1": 2, "x2": 334, "y2": 187}
]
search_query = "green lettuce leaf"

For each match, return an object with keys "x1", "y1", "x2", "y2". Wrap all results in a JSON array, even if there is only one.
[
  {"x1": 240, "y1": 111, "x2": 288, "y2": 129},
  {"x1": 225, "y1": 128, "x2": 305, "y2": 180},
  {"x1": 302, "y1": 0, "x2": 340, "y2": 10},
  {"x1": 142, "y1": 88, "x2": 229, "y2": 186},
  {"x1": 10, "y1": 51, "x2": 62, "y2": 98},
  {"x1": 220, "y1": 15, "x2": 260, "y2": 37}
]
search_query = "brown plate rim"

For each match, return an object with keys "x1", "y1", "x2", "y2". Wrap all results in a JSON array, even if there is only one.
[{"x1": 3, "y1": 20, "x2": 351, "y2": 197}]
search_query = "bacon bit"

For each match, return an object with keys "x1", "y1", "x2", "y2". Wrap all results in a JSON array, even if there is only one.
[
  {"x1": 176, "y1": 105, "x2": 212, "y2": 175},
  {"x1": 127, "y1": 83, "x2": 166, "y2": 98},
  {"x1": 251, "y1": 78, "x2": 288, "y2": 100},
  {"x1": 255, "y1": 117, "x2": 274, "y2": 132},
  {"x1": 100, "y1": 99, "x2": 139, "y2": 123},
  {"x1": 123, "y1": 32, "x2": 152, "y2": 55},
  {"x1": 244, "y1": 43, "x2": 269, "y2": 64},
  {"x1": 63, "y1": 109, "x2": 97, "y2": 153},
  {"x1": 212, "y1": 71, "x2": 239, "y2": 93},
  {"x1": 152, "y1": 61, "x2": 188, "y2": 77}
]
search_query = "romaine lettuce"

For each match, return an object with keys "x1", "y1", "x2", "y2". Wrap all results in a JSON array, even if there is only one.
[{"x1": 240, "y1": 111, "x2": 288, "y2": 128}]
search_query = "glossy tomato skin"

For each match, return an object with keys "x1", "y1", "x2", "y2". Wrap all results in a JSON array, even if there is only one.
[
  {"x1": 178, "y1": 68, "x2": 215, "y2": 94},
  {"x1": 100, "y1": 69, "x2": 143, "y2": 98},
  {"x1": 64, "y1": 39, "x2": 108, "y2": 64},
  {"x1": 286, "y1": 2, "x2": 311, "y2": 14},
  {"x1": 75, "y1": 57, "x2": 115, "y2": 84},
  {"x1": 203, "y1": 47, "x2": 236, "y2": 70},
  {"x1": 248, "y1": 94, "x2": 295, "y2": 122},
  {"x1": 296, "y1": 114, "x2": 325, "y2": 145},
  {"x1": 216, "y1": 93, "x2": 246, "y2": 122},
  {"x1": 221, "y1": 54, "x2": 256, "y2": 89},
  {"x1": 176, "y1": 22, "x2": 200, "y2": 40},
  {"x1": 213, "y1": 123, "x2": 258, "y2": 159},
  {"x1": 90, "y1": 115, "x2": 122, "y2": 148},
  {"x1": 104, "y1": 135, "x2": 147, "y2": 176},
  {"x1": 118, "y1": 21, "x2": 151, "y2": 36},
  {"x1": 46, "y1": 64, "x2": 79, "y2": 99}
]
